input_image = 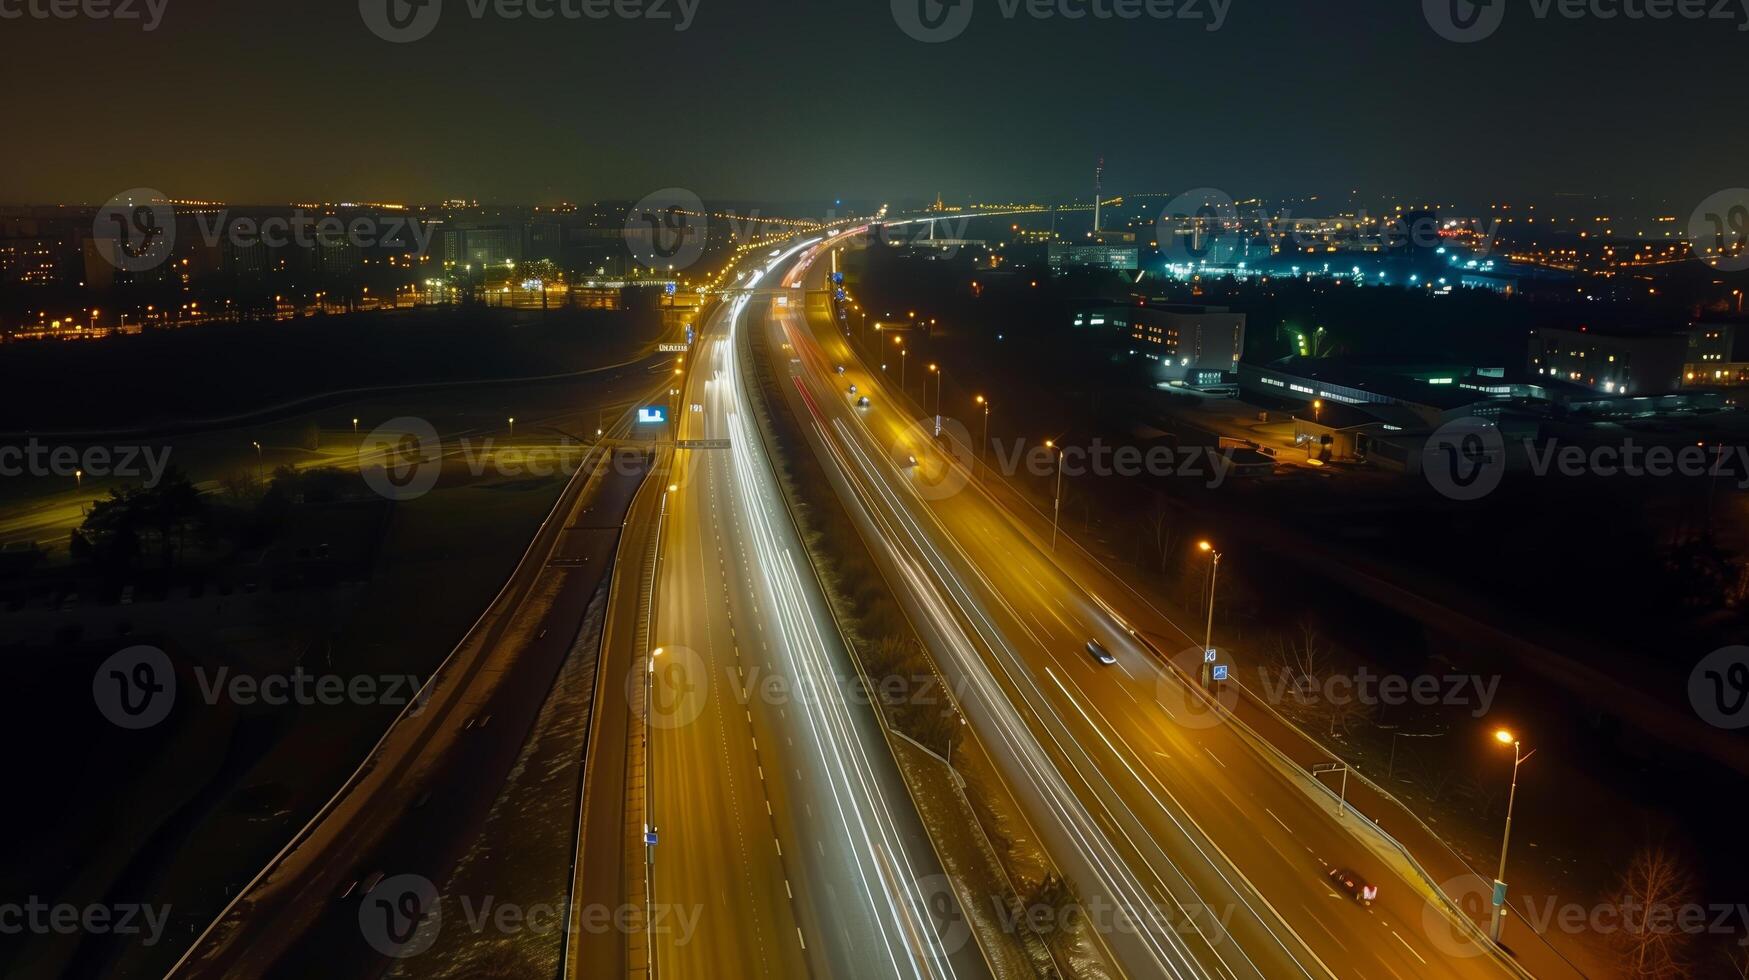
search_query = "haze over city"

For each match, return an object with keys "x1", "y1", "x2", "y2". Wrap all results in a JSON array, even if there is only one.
[{"x1": 2, "y1": 2, "x2": 1747, "y2": 980}]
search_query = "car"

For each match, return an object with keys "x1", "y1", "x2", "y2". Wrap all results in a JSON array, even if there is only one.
[
  {"x1": 1328, "y1": 867, "x2": 1378, "y2": 906},
  {"x1": 904, "y1": 455, "x2": 917, "y2": 468},
  {"x1": 1086, "y1": 639, "x2": 1116, "y2": 665},
  {"x1": 835, "y1": 365, "x2": 846, "y2": 375},
  {"x1": 848, "y1": 383, "x2": 858, "y2": 394},
  {"x1": 856, "y1": 396, "x2": 870, "y2": 408}
]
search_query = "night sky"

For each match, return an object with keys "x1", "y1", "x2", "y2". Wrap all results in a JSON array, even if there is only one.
[{"x1": 2, "y1": 0, "x2": 1744, "y2": 205}]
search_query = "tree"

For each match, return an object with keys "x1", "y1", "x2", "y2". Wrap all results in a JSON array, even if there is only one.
[
  {"x1": 1271, "y1": 620, "x2": 1326, "y2": 699},
  {"x1": 72, "y1": 467, "x2": 206, "y2": 571},
  {"x1": 1612, "y1": 845, "x2": 1698, "y2": 979}
]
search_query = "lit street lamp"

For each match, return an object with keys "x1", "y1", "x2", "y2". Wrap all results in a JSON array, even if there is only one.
[
  {"x1": 1045, "y1": 440, "x2": 1065, "y2": 551},
  {"x1": 928, "y1": 363, "x2": 943, "y2": 416},
  {"x1": 252, "y1": 441, "x2": 263, "y2": 482},
  {"x1": 1489, "y1": 729, "x2": 1535, "y2": 944},
  {"x1": 975, "y1": 396, "x2": 990, "y2": 475},
  {"x1": 1197, "y1": 541, "x2": 1222, "y2": 687}
]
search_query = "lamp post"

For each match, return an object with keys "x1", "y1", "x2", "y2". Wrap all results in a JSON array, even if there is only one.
[
  {"x1": 928, "y1": 363, "x2": 943, "y2": 416},
  {"x1": 900, "y1": 345, "x2": 909, "y2": 393},
  {"x1": 975, "y1": 396, "x2": 990, "y2": 476},
  {"x1": 251, "y1": 441, "x2": 263, "y2": 482},
  {"x1": 1489, "y1": 729, "x2": 1535, "y2": 944},
  {"x1": 1045, "y1": 440, "x2": 1065, "y2": 551},
  {"x1": 1197, "y1": 541, "x2": 1222, "y2": 688}
]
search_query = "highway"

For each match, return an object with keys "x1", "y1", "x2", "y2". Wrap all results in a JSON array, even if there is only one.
[
  {"x1": 638, "y1": 251, "x2": 990, "y2": 979},
  {"x1": 754, "y1": 228, "x2": 1531, "y2": 980},
  {"x1": 162, "y1": 430, "x2": 660, "y2": 979}
]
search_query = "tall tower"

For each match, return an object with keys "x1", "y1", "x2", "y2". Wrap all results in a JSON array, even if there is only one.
[{"x1": 1093, "y1": 157, "x2": 1104, "y2": 234}]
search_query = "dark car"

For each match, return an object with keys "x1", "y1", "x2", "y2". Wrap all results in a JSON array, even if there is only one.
[
  {"x1": 1328, "y1": 867, "x2": 1378, "y2": 906},
  {"x1": 1085, "y1": 639, "x2": 1116, "y2": 665}
]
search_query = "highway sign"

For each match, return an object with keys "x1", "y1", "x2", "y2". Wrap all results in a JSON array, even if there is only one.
[
  {"x1": 637, "y1": 407, "x2": 668, "y2": 424},
  {"x1": 1212, "y1": 665, "x2": 1229, "y2": 682},
  {"x1": 1204, "y1": 648, "x2": 1217, "y2": 663},
  {"x1": 658, "y1": 342, "x2": 689, "y2": 352}
]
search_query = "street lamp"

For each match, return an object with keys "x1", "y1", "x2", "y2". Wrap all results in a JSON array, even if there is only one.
[
  {"x1": 1197, "y1": 541, "x2": 1222, "y2": 688},
  {"x1": 508, "y1": 416, "x2": 516, "y2": 437},
  {"x1": 1045, "y1": 440, "x2": 1066, "y2": 551},
  {"x1": 928, "y1": 363, "x2": 943, "y2": 415},
  {"x1": 1489, "y1": 729, "x2": 1535, "y2": 945},
  {"x1": 900, "y1": 346, "x2": 909, "y2": 392},
  {"x1": 251, "y1": 441, "x2": 263, "y2": 482},
  {"x1": 975, "y1": 396, "x2": 990, "y2": 474}
]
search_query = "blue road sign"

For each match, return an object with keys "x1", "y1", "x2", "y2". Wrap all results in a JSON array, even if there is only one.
[
  {"x1": 1212, "y1": 665, "x2": 1229, "y2": 682},
  {"x1": 637, "y1": 407, "x2": 668, "y2": 424},
  {"x1": 645, "y1": 830, "x2": 658, "y2": 846}
]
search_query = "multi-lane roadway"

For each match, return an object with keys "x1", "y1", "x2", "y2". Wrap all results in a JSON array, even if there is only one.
[
  {"x1": 754, "y1": 228, "x2": 1533, "y2": 980},
  {"x1": 636, "y1": 250, "x2": 988, "y2": 979}
]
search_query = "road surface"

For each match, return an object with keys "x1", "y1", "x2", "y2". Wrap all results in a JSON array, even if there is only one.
[{"x1": 757, "y1": 229, "x2": 1530, "y2": 980}]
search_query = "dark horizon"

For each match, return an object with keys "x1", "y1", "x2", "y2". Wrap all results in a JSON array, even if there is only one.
[{"x1": 2, "y1": 0, "x2": 1745, "y2": 205}]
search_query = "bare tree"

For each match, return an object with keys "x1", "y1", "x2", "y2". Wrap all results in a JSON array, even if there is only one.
[
  {"x1": 1324, "y1": 693, "x2": 1373, "y2": 739},
  {"x1": 1612, "y1": 845, "x2": 1699, "y2": 979},
  {"x1": 1272, "y1": 620, "x2": 1326, "y2": 698},
  {"x1": 1144, "y1": 493, "x2": 1179, "y2": 574}
]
